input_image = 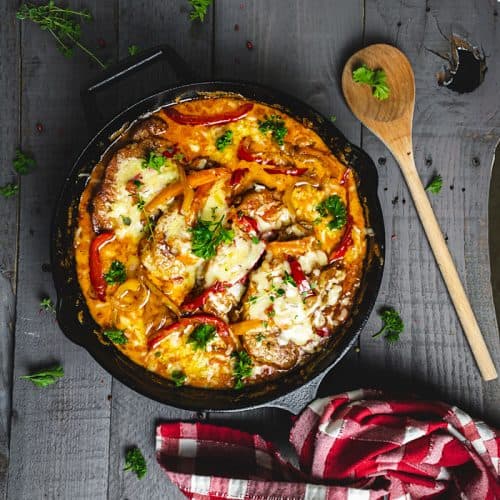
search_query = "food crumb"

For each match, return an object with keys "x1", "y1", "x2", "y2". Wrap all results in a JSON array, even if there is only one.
[
  {"x1": 391, "y1": 234, "x2": 397, "y2": 240},
  {"x1": 107, "y1": 394, "x2": 112, "y2": 401},
  {"x1": 402, "y1": 198, "x2": 406, "y2": 204},
  {"x1": 461, "y1": 187, "x2": 466, "y2": 192},
  {"x1": 383, "y1": 187, "x2": 388, "y2": 191},
  {"x1": 378, "y1": 157, "x2": 386, "y2": 166},
  {"x1": 450, "y1": 185, "x2": 454, "y2": 190},
  {"x1": 355, "y1": 346, "x2": 361, "y2": 353},
  {"x1": 234, "y1": 24, "x2": 239, "y2": 31},
  {"x1": 246, "y1": 40, "x2": 254, "y2": 50},
  {"x1": 36, "y1": 122, "x2": 44, "y2": 133},
  {"x1": 391, "y1": 196, "x2": 399, "y2": 205}
]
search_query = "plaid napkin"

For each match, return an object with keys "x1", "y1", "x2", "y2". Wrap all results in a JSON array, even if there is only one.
[{"x1": 156, "y1": 389, "x2": 500, "y2": 499}]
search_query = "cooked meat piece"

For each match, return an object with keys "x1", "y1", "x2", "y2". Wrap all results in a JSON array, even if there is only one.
[{"x1": 130, "y1": 117, "x2": 168, "y2": 141}]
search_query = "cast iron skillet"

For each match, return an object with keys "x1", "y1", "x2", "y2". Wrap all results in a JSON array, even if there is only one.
[{"x1": 51, "y1": 46, "x2": 385, "y2": 414}]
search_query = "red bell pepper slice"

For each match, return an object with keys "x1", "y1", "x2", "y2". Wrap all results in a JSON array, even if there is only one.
[
  {"x1": 286, "y1": 255, "x2": 315, "y2": 299},
  {"x1": 237, "y1": 214, "x2": 259, "y2": 235},
  {"x1": 89, "y1": 231, "x2": 115, "y2": 301},
  {"x1": 315, "y1": 326, "x2": 330, "y2": 337},
  {"x1": 329, "y1": 217, "x2": 354, "y2": 262},
  {"x1": 182, "y1": 281, "x2": 230, "y2": 312},
  {"x1": 263, "y1": 166, "x2": 308, "y2": 176},
  {"x1": 237, "y1": 142, "x2": 267, "y2": 164},
  {"x1": 165, "y1": 103, "x2": 253, "y2": 126},
  {"x1": 229, "y1": 168, "x2": 249, "y2": 187},
  {"x1": 147, "y1": 314, "x2": 233, "y2": 350}
]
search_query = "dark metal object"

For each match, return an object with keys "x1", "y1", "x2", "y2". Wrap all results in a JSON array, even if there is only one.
[{"x1": 51, "y1": 45, "x2": 385, "y2": 414}]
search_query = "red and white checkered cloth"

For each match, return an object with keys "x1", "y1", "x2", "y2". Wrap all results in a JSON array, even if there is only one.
[{"x1": 156, "y1": 389, "x2": 500, "y2": 499}]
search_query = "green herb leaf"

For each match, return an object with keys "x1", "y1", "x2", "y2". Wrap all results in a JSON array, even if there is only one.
[
  {"x1": 121, "y1": 215, "x2": 132, "y2": 226},
  {"x1": 103, "y1": 328, "x2": 128, "y2": 344},
  {"x1": 16, "y1": 2, "x2": 106, "y2": 68},
  {"x1": 231, "y1": 350, "x2": 252, "y2": 389},
  {"x1": 215, "y1": 130, "x2": 233, "y2": 151},
  {"x1": 188, "y1": 0, "x2": 213, "y2": 22},
  {"x1": 0, "y1": 183, "x2": 19, "y2": 198},
  {"x1": 190, "y1": 216, "x2": 234, "y2": 259},
  {"x1": 20, "y1": 365, "x2": 64, "y2": 388},
  {"x1": 128, "y1": 44, "x2": 139, "y2": 56},
  {"x1": 171, "y1": 370, "x2": 186, "y2": 387},
  {"x1": 187, "y1": 323, "x2": 216, "y2": 350},
  {"x1": 425, "y1": 174, "x2": 443, "y2": 194},
  {"x1": 316, "y1": 194, "x2": 347, "y2": 230},
  {"x1": 251, "y1": 235, "x2": 260, "y2": 244},
  {"x1": 141, "y1": 151, "x2": 166, "y2": 172},
  {"x1": 352, "y1": 64, "x2": 390, "y2": 101},
  {"x1": 258, "y1": 115, "x2": 288, "y2": 146},
  {"x1": 283, "y1": 271, "x2": 297, "y2": 287},
  {"x1": 136, "y1": 196, "x2": 146, "y2": 211},
  {"x1": 13, "y1": 148, "x2": 36, "y2": 174},
  {"x1": 104, "y1": 261, "x2": 127, "y2": 285},
  {"x1": 40, "y1": 297, "x2": 55, "y2": 313},
  {"x1": 124, "y1": 447, "x2": 147, "y2": 479},
  {"x1": 372, "y1": 308, "x2": 404, "y2": 342}
]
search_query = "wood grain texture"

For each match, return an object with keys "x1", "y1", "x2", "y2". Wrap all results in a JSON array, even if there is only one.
[
  {"x1": 0, "y1": 2, "x2": 19, "y2": 497},
  {"x1": 6, "y1": 2, "x2": 117, "y2": 498}
]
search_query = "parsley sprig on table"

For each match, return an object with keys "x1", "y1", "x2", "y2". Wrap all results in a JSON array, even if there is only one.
[
  {"x1": 316, "y1": 194, "x2": 347, "y2": 230},
  {"x1": 103, "y1": 261, "x2": 127, "y2": 285},
  {"x1": 0, "y1": 183, "x2": 19, "y2": 198},
  {"x1": 188, "y1": 0, "x2": 213, "y2": 22},
  {"x1": 352, "y1": 64, "x2": 390, "y2": 101},
  {"x1": 103, "y1": 329, "x2": 128, "y2": 345},
  {"x1": 124, "y1": 447, "x2": 147, "y2": 479},
  {"x1": 425, "y1": 174, "x2": 443, "y2": 194},
  {"x1": 232, "y1": 350, "x2": 253, "y2": 389},
  {"x1": 13, "y1": 148, "x2": 36, "y2": 174},
  {"x1": 258, "y1": 115, "x2": 288, "y2": 146},
  {"x1": 190, "y1": 216, "x2": 234, "y2": 259},
  {"x1": 188, "y1": 324, "x2": 216, "y2": 350},
  {"x1": 20, "y1": 365, "x2": 64, "y2": 387},
  {"x1": 16, "y1": 1, "x2": 106, "y2": 68},
  {"x1": 128, "y1": 44, "x2": 139, "y2": 56},
  {"x1": 40, "y1": 297, "x2": 56, "y2": 313},
  {"x1": 372, "y1": 309, "x2": 404, "y2": 343}
]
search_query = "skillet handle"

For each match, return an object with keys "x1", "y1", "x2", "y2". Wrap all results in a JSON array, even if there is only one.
[{"x1": 81, "y1": 45, "x2": 195, "y2": 131}]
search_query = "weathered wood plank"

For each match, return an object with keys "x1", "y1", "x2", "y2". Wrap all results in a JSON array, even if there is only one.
[
  {"x1": 0, "y1": 1, "x2": 20, "y2": 497},
  {"x1": 105, "y1": 3, "x2": 213, "y2": 499},
  {"x1": 360, "y1": 0, "x2": 500, "y2": 425},
  {"x1": 6, "y1": 2, "x2": 117, "y2": 498}
]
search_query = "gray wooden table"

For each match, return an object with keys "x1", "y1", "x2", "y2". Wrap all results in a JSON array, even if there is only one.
[{"x1": 1, "y1": 1, "x2": 500, "y2": 498}]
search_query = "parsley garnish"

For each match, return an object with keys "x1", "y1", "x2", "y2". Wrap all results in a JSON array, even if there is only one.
[
  {"x1": 216, "y1": 130, "x2": 233, "y2": 151},
  {"x1": 173, "y1": 152, "x2": 185, "y2": 162},
  {"x1": 316, "y1": 194, "x2": 347, "y2": 230},
  {"x1": 171, "y1": 370, "x2": 186, "y2": 387},
  {"x1": 251, "y1": 235, "x2": 260, "y2": 244},
  {"x1": 187, "y1": 323, "x2": 216, "y2": 350},
  {"x1": 258, "y1": 115, "x2": 288, "y2": 146},
  {"x1": 143, "y1": 216, "x2": 156, "y2": 239},
  {"x1": 283, "y1": 271, "x2": 297, "y2": 287},
  {"x1": 121, "y1": 215, "x2": 132, "y2": 226},
  {"x1": 190, "y1": 216, "x2": 234, "y2": 259},
  {"x1": 141, "y1": 151, "x2": 166, "y2": 172},
  {"x1": 40, "y1": 297, "x2": 55, "y2": 313},
  {"x1": 372, "y1": 309, "x2": 404, "y2": 342},
  {"x1": 425, "y1": 174, "x2": 443, "y2": 194},
  {"x1": 231, "y1": 350, "x2": 252, "y2": 389},
  {"x1": 276, "y1": 288, "x2": 285, "y2": 297},
  {"x1": 136, "y1": 196, "x2": 146, "y2": 210},
  {"x1": 248, "y1": 295, "x2": 258, "y2": 304},
  {"x1": 352, "y1": 64, "x2": 390, "y2": 101},
  {"x1": 124, "y1": 447, "x2": 147, "y2": 479},
  {"x1": 128, "y1": 44, "x2": 139, "y2": 56},
  {"x1": 0, "y1": 183, "x2": 19, "y2": 198},
  {"x1": 16, "y1": 2, "x2": 106, "y2": 68},
  {"x1": 188, "y1": 0, "x2": 213, "y2": 21},
  {"x1": 13, "y1": 149, "x2": 36, "y2": 174},
  {"x1": 103, "y1": 328, "x2": 128, "y2": 344},
  {"x1": 103, "y1": 261, "x2": 127, "y2": 285},
  {"x1": 20, "y1": 365, "x2": 63, "y2": 387},
  {"x1": 256, "y1": 332, "x2": 265, "y2": 342}
]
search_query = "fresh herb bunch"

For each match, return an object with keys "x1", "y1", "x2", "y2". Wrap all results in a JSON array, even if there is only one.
[
  {"x1": 231, "y1": 350, "x2": 252, "y2": 389},
  {"x1": 216, "y1": 130, "x2": 233, "y2": 151},
  {"x1": 103, "y1": 328, "x2": 128, "y2": 345},
  {"x1": 258, "y1": 115, "x2": 288, "y2": 146},
  {"x1": 128, "y1": 44, "x2": 139, "y2": 56},
  {"x1": 40, "y1": 297, "x2": 56, "y2": 313},
  {"x1": 104, "y1": 261, "x2": 127, "y2": 285},
  {"x1": 0, "y1": 183, "x2": 19, "y2": 198},
  {"x1": 425, "y1": 174, "x2": 443, "y2": 194},
  {"x1": 372, "y1": 308, "x2": 404, "y2": 342},
  {"x1": 316, "y1": 194, "x2": 347, "y2": 230},
  {"x1": 352, "y1": 64, "x2": 390, "y2": 100},
  {"x1": 190, "y1": 216, "x2": 234, "y2": 259},
  {"x1": 16, "y1": 1, "x2": 106, "y2": 68},
  {"x1": 188, "y1": 323, "x2": 216, "y2": 350},
  {"x1": 171, "y1": 370, "x2": 186, "y2": 387},
  {"x1": 124, "y1": 447, "x2": 147, "y2": 479},
  {"x1": 142, "y1": 151, "x2": 166, "y2": 172},
  {"x1": 20, "y1": 365, "x2": 64, "y2": 387},
  {"x1": 188, "y1": 0, "x2": 213, "y2": 22},
  {"x1": 13, "y1": 148, "x2": 36, "y2": 174}
]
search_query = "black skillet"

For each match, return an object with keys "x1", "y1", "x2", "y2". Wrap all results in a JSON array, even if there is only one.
[{"x1": 51, "y1": 45, "x2": 385, "y2": 414}]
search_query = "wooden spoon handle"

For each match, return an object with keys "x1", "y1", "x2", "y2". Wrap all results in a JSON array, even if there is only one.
[{"x1": 392, "y1": 140, "x2": 497, "y2": 380}]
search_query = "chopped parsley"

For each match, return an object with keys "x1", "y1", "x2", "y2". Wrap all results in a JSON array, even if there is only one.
[
  {"x1": 103, "y1": 328, "x2": 128, "y2": 344},
  {"x1": 215, "y1": 130, "x2": 233, "y2": 151},
  {"x1": 372, "y1": 308, "x2": 404, "y2": 343},
  {"x1": 187, "y1": 323, "x2": 216, "y2": 350},
  {"x1": 258, "y1": 115, "x2": 288, "y2": 146},
  {"x1": 231, "y1": 350, "x2": 252, "y2": 389},
  {"x1": 143, "y1": 216, "x2": 156, "y2": 239},
  {"x1": 276, "y1": 288, "x2": 285, "y2": 297},
  {"x1": 40, "y1": 297, "x2": 55, "y2": 313},
  {"x1": 103, "y1": 261, "x2": 127, "y2": 285},
  {"x1": 13, "y1": 148, "x2": 35, "y2": 174},
  {"x1": 173, "y1": 152, "x2": 185, "y2": 162},
  {"x1": 283, "y1": 271, "x2": 297, "y2": 287},
  {"x1": 352, "y1": 64, "x2": 390, "y2": 101},
  {"x1": 247, "y1": 295, "x2": 258, "y2": 305},
  {"x1": 190, "y1": 216, "x2": 234, "y2": 259},
  {"x1": 136, "y1": 196, "x2": 146, "y2": 210},
  {"x1": 171, "y1": 370, "x2": 186, "y2": 387},
  {"x1": 0, "y1": 183, "x2": 19, "y2": 198},
  {"x1": 128, "y1": 44, "x2": 139, "y2": 56},
  {"x1": 251, "y1": 235, "x2": 260, "y2": 244},
  {"x1": 121, "y1": 215, "x2": 132, "y2": 226},
  {"x1": 20, "y1": 365, "x2": 64, "y2": 388},
  {"x1": 256, "y1": 332, "x2": 265, "y2": 342},
  {"x1": 188, "y1": 0, "x2": 213, "y2": 21},
  {"x1": 124, "y1": 447, "x2": 147, "y2": 479},
  {"x1": 141, "y1": 151, "x2": 166, "y2": 172},
  {"x1": 425, "y1": 174, "x2": 443, "y2": 194},
  {"x1": 316, "y1": 194, "x2": 347, "y2": 230}
]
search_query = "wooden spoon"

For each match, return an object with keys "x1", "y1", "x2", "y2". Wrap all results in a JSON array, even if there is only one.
[{"x1": 342, "y1": 43, "x2": 497, "y2": 381}]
